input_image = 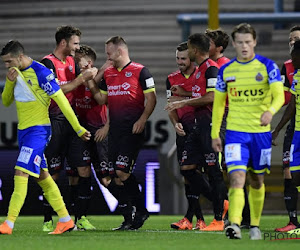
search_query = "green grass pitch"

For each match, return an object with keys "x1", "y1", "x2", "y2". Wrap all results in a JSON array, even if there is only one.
[{"x1": 0, "y1": 215, "x2": 299, "y2": 250}]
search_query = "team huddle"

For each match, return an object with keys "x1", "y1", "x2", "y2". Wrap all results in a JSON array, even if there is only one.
[{"x1": 0, "y1": 22, "x2": 299, "y2": 240}]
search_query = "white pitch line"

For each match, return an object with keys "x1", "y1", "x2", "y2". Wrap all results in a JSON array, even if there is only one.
[{"x1": 145, "y1": 230, "x2": 224, "y2": 234}]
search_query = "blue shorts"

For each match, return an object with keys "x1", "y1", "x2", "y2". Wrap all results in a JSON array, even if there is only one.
[
  {"x1": 224, "y1": 130, "x2": 272, "y2": 174},
  {"x1": 289, "y1": 131, "x2": 300, "y2": 172},
  {"x1": 16, "y1": 125, "x2": 51, "y2": 177}
]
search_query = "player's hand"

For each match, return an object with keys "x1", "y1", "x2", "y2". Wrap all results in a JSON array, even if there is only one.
[
  {"x1": 212, "y1": 138, "x2": 223, "y2": 152},
  {"x1": 260, "y1": 111, "x2": 273, "y2": 126},
  {"x1": 170, "y1": 85, "x2": 186, "y2": 96},
  {"x1": 82, "y1": 67, "x2": 98, "y2": 81},
  {"x1": 99, "y1": 60, "x2": 113, "y2": 72},
  {"x1": 132, "y1": 118, "x2": 146, "y2": 134},
  {"x1": 94, "y1": 124, "x2": 109, "y2": 142},
  {"x1": 7, "y1": 67, "x2": 18, "y2": 82},
  {"x1": 271, "y1": 129, "x2": 279, "y2": 146},
  {"x1": 164, "y1": 100, "x2": 185, "y2": 111},
  {"x1": 80, "y1": 130, "x2": 91, "y2": 141},
  {"x1": 174, "y1": 122, "x2": 186, "y2": 136}
]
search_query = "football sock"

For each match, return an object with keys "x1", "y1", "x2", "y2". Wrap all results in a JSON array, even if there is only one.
[
  {"x1": 228, "y1": 187, "x2": 244, "y2": 225},
  {"x1": 184, "y1": 184, "x2": 203, "y2": 221},
  {"x1": 7, "y1": 175, "x2": 28, "y2": 224},
  {"x1": 284, "y1": 179, "x2": 298, "y2": 225},
  {"x1": 42, "y1": 197, "x2": 53, "y2": 222},
  {"x1": 107, "y1": 178, "x2": 120, "y2": 200},
  {"x1": 123, "y1": 174, "x2": 146, "y2": 212},
  {"x1": 38, "y1": 176, "x2": 69, "y2": 219},
  {"x1": 69, "y1": 184, "x2": 79, "y2": 221},
  {"x1": 76, "y1": 176, "x2": 92, "y2": 220},
  {"x1": 241, "y1": 185, "x2": 250, "y2": 225},
  {"x1": 117, "y1": 184, "x2": 133, "y2": 222},
  {"x1": 249, "y1": 184, "x2": 265, "y2": 227}
]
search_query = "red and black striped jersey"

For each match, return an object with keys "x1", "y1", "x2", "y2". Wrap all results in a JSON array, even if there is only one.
[
  {"x1": 192, "y1": 58, "x2": 219, "y2": 119},
  {"x1": 100, "y1": 61, "x2": 155, "y2": 131},
  {"x1": 74, "y1": 84, "x2": 107, "y2": 129},
  {"x1": 281, "y1": 59, "x2": 294, "y2": 105},
  {"x1": 41, "y1": 54, "x2": 80, "y2": 118},
  {"x1": 166, "y1": 69, "x2": 196, "y2": 126}
]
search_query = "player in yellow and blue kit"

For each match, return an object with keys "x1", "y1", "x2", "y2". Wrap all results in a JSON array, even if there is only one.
[
  {"x1": 272, "y1": 40, "x2": 300, "y2": 235},
  {"x1": 0, "y1": 40, "x2": 91, "y2": 235},
  {"x1": 211, "y1": 23, "x2": 284, "y2": 240}
]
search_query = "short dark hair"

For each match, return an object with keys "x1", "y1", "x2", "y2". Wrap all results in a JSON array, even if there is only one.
[
  {"x1": 188, "y1": 33, "x2": 210, "y2": 53},
  {"x1": 176, "y1": 42, "x2": 188, "y2": 52},
  {"x1": 231, "y1": 23, "x2": 256, "y2": 41},
  {"x1": 1, "y1": 40, "x2": 24, "y2": 56},
  {"x1": 76, "y1": 45, "x2": 97, "y2": 62},
  {"x1": 205, "y1": 29, "x2": 229, "y2": 53},
  {"x1": 290, "y1": 25, "x2": 300, "y2": 33},
  {"x1": 105, "y1": 36, "x2": 127, "y2": 47},
  {"x1": 55, "y1": 25, "x2": 81, "y2": 45}
]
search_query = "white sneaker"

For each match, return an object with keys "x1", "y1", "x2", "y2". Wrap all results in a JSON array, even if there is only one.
[
  {"x1": 225, "y1": 224, "x2": 242, "y2": 239},
  {"x1": 249, "y1": 227, "x2": 262, "y2": 240}
]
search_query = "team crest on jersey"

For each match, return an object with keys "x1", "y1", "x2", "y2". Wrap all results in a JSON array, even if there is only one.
[
  {"x1": 125, "y1": 72, "x2": 132, "y2": 77},
  {"x1": 196, "y1": 72, "x2": 201, "y2": 79},
  {"x1": 69, "y1": 65, "x2": 73, "y2": 72},
  {"x1": 255, "y1": 72, "x2": 263, "y2": 81}
]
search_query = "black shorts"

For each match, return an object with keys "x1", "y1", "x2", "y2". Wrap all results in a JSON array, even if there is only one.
[
  {"x1": 108, "y1": 130, "x2": 144, "y2": 173},
  {"x1": 181, "y1": 116, "x2": 219, "y2": 169},
  {"x1": 176, "y1": 123, "x2": 194, "y2": 164},
  {"x1": 283, "y1": 117, "x2": 295, "y2": 169},
  {"x1": 45, "y1": 118, "x2": 89, "y2": 176}
]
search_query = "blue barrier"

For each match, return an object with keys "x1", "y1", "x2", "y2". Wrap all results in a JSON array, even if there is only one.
[{"x1": 177, "y1": 12, "x2": 300, "y2": 41}]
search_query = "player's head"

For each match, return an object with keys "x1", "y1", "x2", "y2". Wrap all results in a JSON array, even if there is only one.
[
  {"x1": 205, "y1": 29, "x2": 229, "y2": 58},
  {"x1": 176, "y1": 42, "x2": 193, "y2": 74},
  {"x1": 289, "y1": 25, "x2": 300, "y2": 48},
  {"x1": 291, "y1": 40, "x2": 300, "y2": 69},
  {"x1": 105, "y1": 36, "x2": 128, "y2": 68},
  {"x1": 75, "y1": 44, "x2": 97, "y2": 69},
  {"x1": 1, "y1": 40, "x2": 25, "y2": 69},
  {"x1": 231, "y1": 23, "x2": 257, "y2": 61},
  {"x1": 187, "y1": 33, "x2": 210, "y2": 62},
  {"x1": 55, "y1": 25, "x2": 81, "y2": 56}
]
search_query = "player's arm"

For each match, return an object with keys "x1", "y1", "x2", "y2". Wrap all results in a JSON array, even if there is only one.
[
  {"x1": 94, "y1": 60, "x2": 112, "y2": 84},
  {"x1": 272, "y1": 92, "x2": 296, "y2": 145},
  {"x1": 2, "y1": 68, "x2": 18, "y2": 107},
  {"x1": 41, "y1": 58, "x2": 97, "y2": 94},
  {"x1": 170, "y1": 85, "x2": 192, "y2": 97},
  {"x1": 94, "y1": 109, "x2": 110, "y2": 142},
  {"x1": 281, "y1": 63, "x2": 292, "y2": 106},
  {"x1": 50, "y1": 89, "x2": 90, "y2": 140},
  {"x1": 261, "y1": 81, "x2": 285, "y2": 126},
  {"x1": 133, "y1": 68, "x2": 157, "y2": 134}
]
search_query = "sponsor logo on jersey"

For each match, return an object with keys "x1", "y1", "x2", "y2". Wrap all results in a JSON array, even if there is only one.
[
  {"x1": 46, "y1": 73, "x2": 55, "y2": 82},
  {"x1": 34, "y1": 155, "x2": 42, "y2": 167},
  {"x1": 122, "y1": 82, "x2": 131, "y2": 90},
  {"x1": 225, "y1": 76, "x2": 236, "y2": 83},
  {"x1": 229, "y1": 88, "x2": 264, "y2": 97}
]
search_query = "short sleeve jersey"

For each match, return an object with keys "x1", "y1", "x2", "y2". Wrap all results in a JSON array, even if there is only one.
[
  {"x1": 100, "y1": 61, "x2": 155, "y2": 131},
  {"x1": 281, "y1": 59, "x2": 295, "y2": 91},
  {"x1": 41, "y1": 54, "x2": 80, "y2": 118},
  {"x1": 192, "y1": 58, "x2": 219, "y2": 119},
  {"x1": 12, "y1": 60, "x2": 60, "y2": 129},
  {"x1": 166, "y1": 69, "x2": 196, "y2": 126},
  {"x1": 216, "y1": 56, "x2": 230, "y2": 67},
  {"x1": 74, "y1": 85, "x2": 107, "y2": 129},
  {"x1": 216, "y1": 54, "x2": 282, "y2": 133},
  {"x1": 290, "y1": 69, "x2": 300, "y2": 131}
]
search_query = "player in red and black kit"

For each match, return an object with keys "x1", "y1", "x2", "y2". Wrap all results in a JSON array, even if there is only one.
[
  {"x1": 166, "y1": 33, "x2": 228, "y2": 231},
  {"x1": 97, "y1": 36, "x2": 156, "y2": 230},
  {"x1": 41, "y1": 26, "x2": 98, "y2": 231},
  {"x1": 167, "y1": 42, "x2": 212, "y2": 230},
  {"x1": 272, "y1": 25, "x2": 300, "y2": 232}
]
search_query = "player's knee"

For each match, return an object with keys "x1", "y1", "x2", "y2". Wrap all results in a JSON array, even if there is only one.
[
  {"x1": 77, "y1": 166, "x2": 91, "y2": 177},
  {"x1": 116, "y1": 170, "x2": 130, "y2": 182},
  {"x1": 180, "y1": 169, "x2": 196, "y2": 178}
]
